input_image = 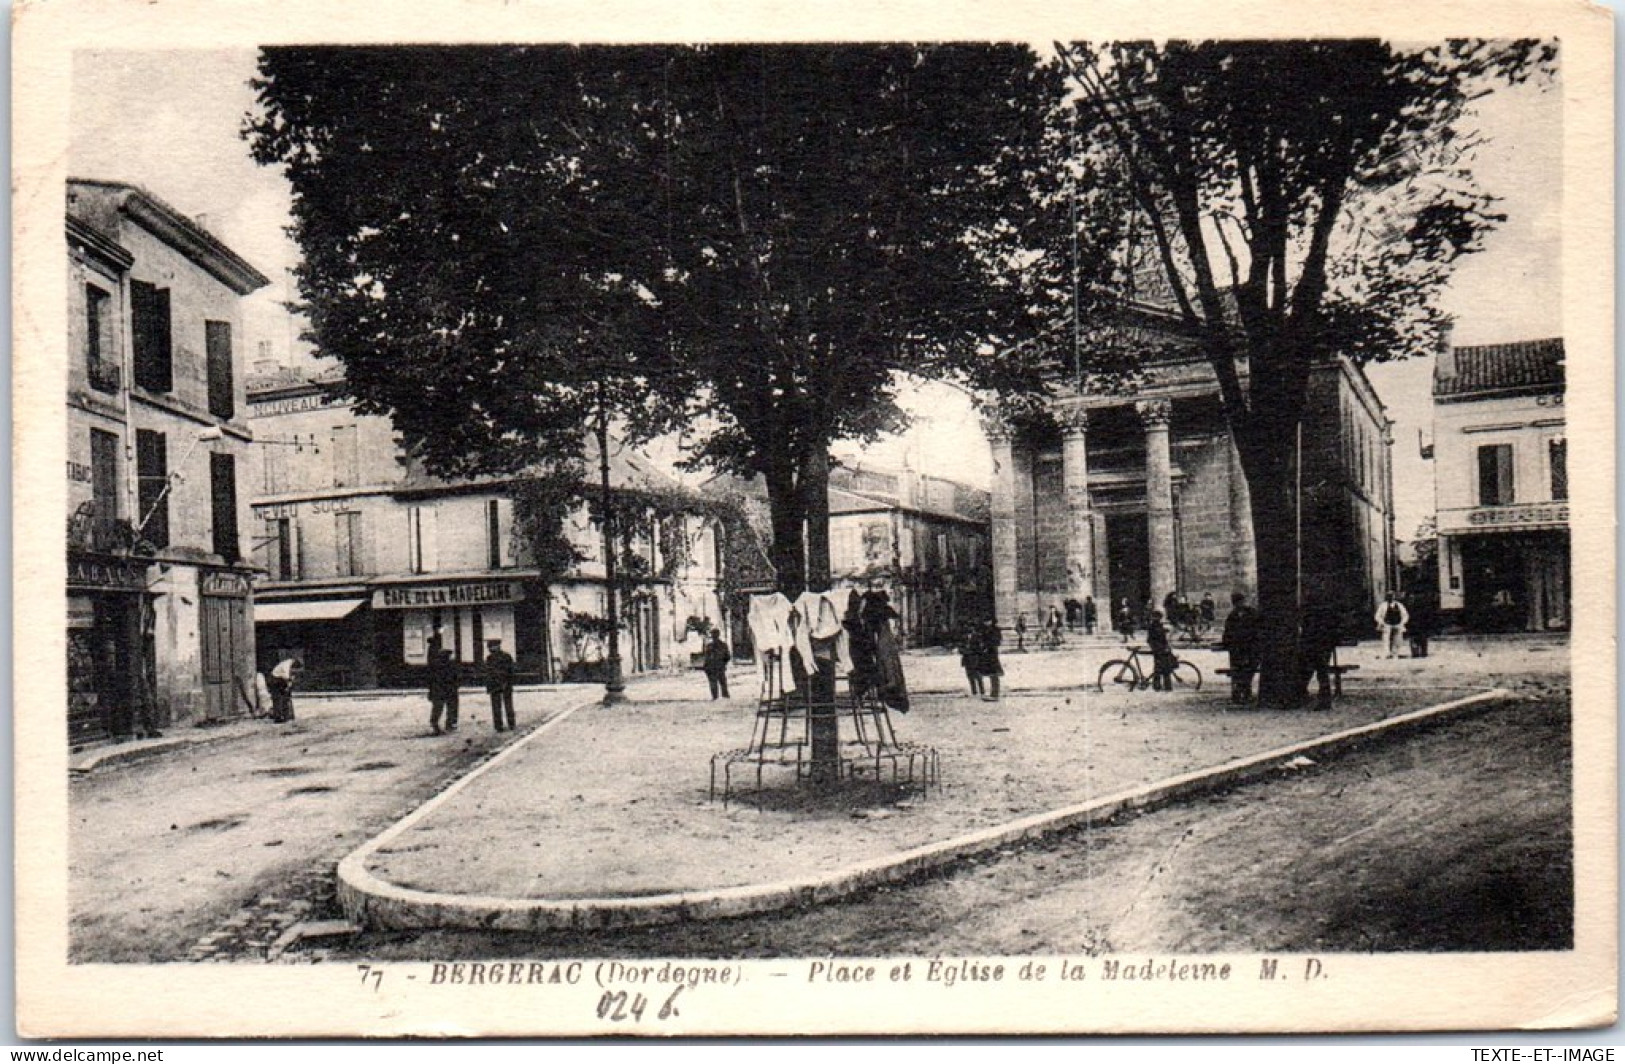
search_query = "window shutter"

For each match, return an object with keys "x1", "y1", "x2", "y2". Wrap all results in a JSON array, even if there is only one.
[
  {"x1": 206, "y1": 321, "x2": 234, "y2": 420},
  {"x1": 264, "y1": 519, "x2": 283, "y2": 580},
  {"x1": 210, "y1": 452, "x2": 239, "y2": 562},
  {"x1": 131, "y1": 281, "x2": 174, "y2": 393},
  {"x1": 135, "y1": 429, "x2": 169, "y2": 548},
  {"x1": 421, "y1": 506, "x2": 439, "y2": 572}
]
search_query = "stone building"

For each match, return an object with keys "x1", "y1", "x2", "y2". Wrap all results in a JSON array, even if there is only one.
[
  {"x1": 826, "y1": 464, "x2": 993, "y2": 645},
  {"x1": 984, "y1": 322, "x2": 1396, "y2": 631},
  {"x1": 66, "y1": 179, "x2": 269, "y2": 742},
  {"x1": 701, "y1": 464, "x2": 994, "y2": 650},
  {"x1": 1431, "y1": 337, "x2": 1568, "y2": 632},
  {"x1": 245, "y1": 368, "x2": 726, "y2": 689}
]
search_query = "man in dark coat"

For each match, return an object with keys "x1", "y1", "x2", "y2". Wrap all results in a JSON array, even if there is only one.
[
  {"x1": 1222, "y1": 593, "x2": 1261, "y2": 706},
  {"x1": 701, "y1": 628, "x2": 732, "y2": 700},
  {"x1": 1146, "y1": 611, "x2": 1176, "y2": 691},
  {"x1": 426, "y1": 635, "x2": 459, "y2": 734},
  {"x1": 959, "y1": 623, "x2": 984, "y2": 697},
  {"x1": 484, "y1": 639, "x2": 517, "y2": 732},
  {"x1": 1083, "y1": 596, "x2": 1097, "y2": 635},
  {"x1": 978, "y1": 617, "x2": 1004, "y2": 701},
  {"x1": 1300, "y1": 594, "x2": 1342, "y2": 710},
  {"x1": 1408, "y1": 596, "x2": 1434, "y2": 658}
]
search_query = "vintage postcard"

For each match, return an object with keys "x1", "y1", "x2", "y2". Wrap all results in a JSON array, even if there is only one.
[{"x1": 13, "y1": 0, "x2": 1615, "y2": 1039}]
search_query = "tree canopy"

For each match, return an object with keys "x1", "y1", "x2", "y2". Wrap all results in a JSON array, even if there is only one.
[
  {"x1": 247, "y1": 44, "x2": 1075, "y2": 593},
  {"x1": 1055, "y1": 38, "x2": 1555, "y2": 703}
]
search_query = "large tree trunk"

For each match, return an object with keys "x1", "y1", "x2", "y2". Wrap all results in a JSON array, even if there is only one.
[
  {"x1": 1239, "y1": 438, "x2": 1304, "y2": 709},
  {"x1": 802, "y1": 449, "x2": 832, "y2": 594},
  {"x1": 763, "y1": 468, "x2": 807, "y2": 599},
  {"x1": 798, "y1": 449, "x2": 839, "y2": 783}
]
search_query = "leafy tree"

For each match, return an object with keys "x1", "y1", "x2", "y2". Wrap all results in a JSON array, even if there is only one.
[
  {"x1": 247, "y1": 44, "x2": 1071, "y2": 600},
  {"x1": 1053, "y1": 39, "x2": 1554, "y2": 705}
]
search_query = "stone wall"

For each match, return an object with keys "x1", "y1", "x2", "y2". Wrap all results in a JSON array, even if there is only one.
[{"x1": 1173, "y1": 433, "x2": 1236, "y2": 602}]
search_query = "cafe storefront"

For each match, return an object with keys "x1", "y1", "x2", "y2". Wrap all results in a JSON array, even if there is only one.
[
  {"x1": 369, "y1": 574, "x2": 552, "y2": 687},
  {"x1": 1439, "y1": 502, "x2": 1570, "y2": 633},
  {"x1": 256, "y1": 573, "x2": 555, "y2": 691}
]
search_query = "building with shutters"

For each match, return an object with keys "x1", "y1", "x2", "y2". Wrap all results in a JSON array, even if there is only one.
[
  {"x1": 698, "y1": 464, "x2": 993, "y2": 650},
  {"x1": 66, "y1": 179, "x2": 269, "y2": 743},
  {"x1": 1430, "y1": 336, "x2": 1568, "y2": 632},
  {"x1": 825, "y1": 464, "x2": 993, "y2": 646},
  {"x1": 245, "y1": 367, "x2": 727, "y2": 689}
]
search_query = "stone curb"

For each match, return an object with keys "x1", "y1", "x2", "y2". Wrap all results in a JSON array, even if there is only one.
[
  {"x1": 69, "y1": 721, "x2": 266, "y2": 776},
  {"x1": 337, "y1": 688, "x2": 1514, "y2": 934}
]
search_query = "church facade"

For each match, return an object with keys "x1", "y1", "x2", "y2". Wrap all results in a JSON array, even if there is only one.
[{"x1": 983, "y1": 338, "x2": 1396, "y2": 631}]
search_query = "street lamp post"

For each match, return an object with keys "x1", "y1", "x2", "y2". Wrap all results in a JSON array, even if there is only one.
[{"x1": 595, "y1": 392, "x2": 628, "y2": 705}]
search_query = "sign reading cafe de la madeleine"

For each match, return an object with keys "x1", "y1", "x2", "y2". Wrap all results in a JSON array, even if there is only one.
[{"x1": 371, "y1": 581, "x2": 524, "y2": 610}]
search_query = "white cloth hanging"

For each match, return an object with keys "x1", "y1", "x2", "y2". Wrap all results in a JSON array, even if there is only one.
[
  {"x1": 748, "y1": 592, "x2": 794, "y2": 695},
  {"x1": 795, "y1": 589, "x2": 849, "y2": 674}
]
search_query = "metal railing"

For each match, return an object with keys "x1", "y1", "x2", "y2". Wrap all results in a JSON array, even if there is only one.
[{"x1": 87, "y1": 358, "x2": 122, "y2": 394}]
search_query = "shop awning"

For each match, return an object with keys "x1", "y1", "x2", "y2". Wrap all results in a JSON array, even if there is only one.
[{"x1": 255, "y1": 598, "x2": 365, "y2": 623}]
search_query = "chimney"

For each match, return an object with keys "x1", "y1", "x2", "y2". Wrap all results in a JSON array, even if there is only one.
[{"x1": 1435, "y1": 320, "x2": 1457, "y2": 383}]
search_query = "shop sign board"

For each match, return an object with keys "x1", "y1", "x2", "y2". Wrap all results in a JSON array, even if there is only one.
[
  {"x1": 201, "y1": 570, "x2": 252, "y2": 597},
  {"x1": 372, "y1": 581, "x2": 522, "y2": 610},
  {"x1": 67, "y1": 553, "x2": 147, "y2": 591},
  {"x1": 1441, "y1": 503, "x2": 1570, "y2": 534}
]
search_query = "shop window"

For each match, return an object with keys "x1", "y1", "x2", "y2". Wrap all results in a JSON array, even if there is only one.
[
  {"x1": 1477, "y1": 443, "x2": 1515, "y2": 506},
  {"x1": 135, "y1": 429, "x2": 169, "y2": 548},
  {"x1": 85, "y1": 284, "x2": 120, "y2": 393},
  {"x1": 210, "y1": 452, "x2": 239, "y2": 562},
  {"x1": 131, "y1": 280, "x2": 172, "y2": 393},
  {"x1": 335, "y1": 511, "x2": 363, "y2": 577},
  {"x1": 205, "y1": 320, "x2": 234, "y2": 420},
  {"x1": 1549, "y1": 438, "x2": 1568, "y2": 501}
]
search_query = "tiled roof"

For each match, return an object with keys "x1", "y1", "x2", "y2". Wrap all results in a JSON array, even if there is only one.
[
  {"x1": 1435, "y1": 338, "x2": 1565, "y2": 398},
  {"x1": 828, "y1": 487, "x2": 893, "y2": 515},
  {"x1": 393, "y1": 432, "x2": 687, "y2": 498},
  {"x1": 68, "y1": 178, "x2": 270, "y2": 294}
]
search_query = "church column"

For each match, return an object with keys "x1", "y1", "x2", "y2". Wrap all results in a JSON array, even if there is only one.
[
  {"x1": 983, "y1": 415, "x2": 1019, "y2": 628},
  {"x1": 1138, "y1": 398, "x2": 1177, "y2": 610},
  {"x1": 1012, "y1": 438, "x2": 1039, "y2": 622},
  {"x1": 1058, "y1": 399, "x2": 1097, "y2": 608}
]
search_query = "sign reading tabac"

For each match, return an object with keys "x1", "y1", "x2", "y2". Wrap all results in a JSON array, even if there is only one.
[
  {"x1": 66, "y1": 554, "x2": 147, "y2": 591},
  {"x1": 372, "y1": 581, "x2": 521, "y2": 610}
]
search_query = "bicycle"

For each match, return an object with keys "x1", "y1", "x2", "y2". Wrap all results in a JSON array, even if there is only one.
[{"x1": 1095, "y1": 644, "x2": 1203, "y2": 692}]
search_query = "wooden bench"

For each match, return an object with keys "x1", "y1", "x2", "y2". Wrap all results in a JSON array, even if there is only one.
[{"x1": 1213, "y1": 662, "x2": 1359, "y2": 694}]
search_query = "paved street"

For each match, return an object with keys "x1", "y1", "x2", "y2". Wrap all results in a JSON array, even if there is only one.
[
  {"x1": 69, "y1": 686, "x2": 589, "y2": 961},
  {"x1": 69, "y1": 633, "x2": 1571, "y2": 962},
  {"x1": 331, "y1": 691, "x2": 1570, "y2": 960}
]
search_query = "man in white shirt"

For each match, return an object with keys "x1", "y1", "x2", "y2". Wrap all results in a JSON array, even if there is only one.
[
  {"x1": 1374, "y1": 592, "x2": 1410, "y2": 659},
  {"x1": 268, "y1": 654, "x2": 298, "y2": 722}
]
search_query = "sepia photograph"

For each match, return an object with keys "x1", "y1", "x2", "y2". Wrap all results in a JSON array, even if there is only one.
[{"x1": 16, "y1": 0, "x2": 1615, "y2": 1039}]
